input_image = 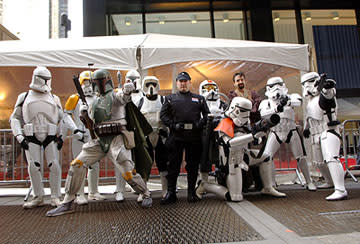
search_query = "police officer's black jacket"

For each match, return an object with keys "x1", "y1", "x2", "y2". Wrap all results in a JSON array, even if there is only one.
[{"x1": 160, "y1": 91, "x2": 210, "y2": 142}]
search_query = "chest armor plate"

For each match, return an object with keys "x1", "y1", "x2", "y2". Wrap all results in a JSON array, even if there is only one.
[
  {"x1": 141, "y1": 97, "x2": 162, "y2": 128},
  {"x1": 23, "y1": 91, "x2": 59, "y2": 124},
  {"x1": 92, "y1": 93, "x2": 113, "y2": 124},
  {"x1": 207, "y1": 100, "x2": 223, "y2": 117},
  {"x1": 306, "y1": 96, "x2": 323, "y2": 121}
]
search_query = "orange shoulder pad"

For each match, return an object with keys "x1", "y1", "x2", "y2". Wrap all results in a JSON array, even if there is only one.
[
  {"x1": 214, "y1": 118, "x2": 235, "y2": 138},
  {"x1": 65, "y1": 94, "x2": 79, "y2": 111}
]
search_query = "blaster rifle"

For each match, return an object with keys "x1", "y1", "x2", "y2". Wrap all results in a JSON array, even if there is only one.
[
  {"x1": 252, "y1": 113, "x2": 280, "y2": 134},
  {"x1": 72, "y1": 75, "x2": 96, "y2": 139}
]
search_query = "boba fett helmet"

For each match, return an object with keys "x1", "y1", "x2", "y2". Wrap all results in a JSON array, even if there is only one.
[{"x1": 92, "y1": 69, "x2": 114, "y2": 94}]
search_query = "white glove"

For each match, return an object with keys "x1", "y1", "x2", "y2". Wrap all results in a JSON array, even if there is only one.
[
  {"x1": 253, "y1": 131, "x2": 266, "y2": 144},
  {"x1": 16, "y1": 134, "x2": 25, "y2": 144},
  {"x1": 73, "y1": 129, "x2": 85, "y2": 140},
  {"x1": 79, "y1": 103, "x2": 88, "y2": 112},
  {"x1": 123, "y1": 82, "x2": 135, "y2": 95}
]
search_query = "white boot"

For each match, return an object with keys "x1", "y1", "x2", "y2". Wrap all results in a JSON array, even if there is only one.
[
  {"x1": 160, "y1": 171, "x2": 168, "y2": 198},
  {"x1": 23, "y1": 196, "x2": 44, "y2": 209},
  {"x1": 88, "y1": 192, "x2": 106, "y2": 201},
  {"x1": 260, "y1": 162, "x2": 286, "y2": 197},
  {"x1": 298, "y1": 158, "x2": 317, "y2": 191},
  {"x1": 326, "y1": 162, "x2": 347, "y2": 201},
  {"x1": 318, "y1": 163, "x2": 334, "y2": 189},
  {"x1": 115, "y1": 192, "x2": 124, "y2": 202},
  {"x1": 51, "y1": 197, "x2": 62, "y2": 207},
  {"x1": 75, "y1": 177, "x2": 88, "y2": 205}
]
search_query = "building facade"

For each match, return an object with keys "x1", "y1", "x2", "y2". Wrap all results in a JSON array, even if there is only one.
[{"x1": 83, "y1": 0, "x2": 360, "y2": 97}]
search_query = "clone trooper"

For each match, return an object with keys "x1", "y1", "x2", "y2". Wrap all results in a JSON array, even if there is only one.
[
  {"x1": 46, "y1": 69, "x2": 152, "y2": 217},
  {"x1": 198, "y1": 80, "x2": 227, "y2": 182},
  {"x1": 301, "y1": 72, "x2": 347, "y2": 200},
  {"x1": 138, "y1": 76, "x2": 169, "y2": 198},
  {"x1": 10, "y1": 66, "x2": 62, "y2": 208},
  {"x1": 196, "y1": 97, "x2": 286, "y2": 202},
  {"x1": 125, "y1": 69, "x2": 143, "y2": 106},
  {"x1": 62, "y1": 70, "x2": 105, "y2": 205},
  {"x1": 259, "y1": 77, "x2": 316, "y2": 191}
]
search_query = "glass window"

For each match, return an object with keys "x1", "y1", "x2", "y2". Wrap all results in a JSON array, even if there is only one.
[
  {"x1": 146, "y1": 12, "x2": 211, "y2": 38},
  {"x1": 301, "y1": 9, "x2": 356, "y2": 48},
  {"x1": 109, "y1": 14, "x2": 143, "y2": 35},
  {"x1": 214, "y1": 11, "x2": 245, "y2": 40},
  {"x1": 272, "y1": 10, "x2": 298, "y2": 44}
]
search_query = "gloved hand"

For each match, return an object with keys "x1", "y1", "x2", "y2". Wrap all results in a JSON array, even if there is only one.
[
  {"x1": 279, "y1": 95, "x2": 289, "y2": 107},
  {"x1": 56, "y1": 135, "x2": 63, "y2": 150},
  {"x1": 277, "y1": 104, "x2": 284, "y2": 113},
  {"x1": 16, "y1": 135, "x2": 29, "y2": 150},
  {"x1": 79, "y1": 103, "x2": 88, "y2": 112},
  {"x1": 323, "y1": 79, "x2": 336, "y2": 89},
  {"x1": 252, "y1": 131, "x2": 266, "y2": 145},
  {"x1": 303, "y1": 129, "x2": 310, "y2": 138},
  {"x1": 123, "y1": 82, "x2": 135, "y2": 95},
  {"x1": 74, "y1": 129, "x2": 85, "y2": 142}
]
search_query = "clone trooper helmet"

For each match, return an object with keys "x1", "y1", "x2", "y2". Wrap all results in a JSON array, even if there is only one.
[
  {"x1": 29, "y1": 66, "x2": 52, "y2": 93},
  {"x1": 92, "y1": 69, "x2": 114, "y2": 95},
  {"x1": 142, "y1": 76, "x2": 160, "y2": 96},
  {"x1": 199, "y1": 80, "x2": 219, "y2": 101},
  {"x1": 265, "y1": 77, "x2": 288, "y2": 100},
  {"x1": 301, "y1": 72, "x2": 320, "y2": 97},
  {"x1": 125, "y1": 69, "x2": 141, "y2": 90},
  {"x1": 225, "y1": 97, "x2": 252, "y2": 127},
  {"x1": 79, "y1": 70, "x2": 93, "y2": 96}
]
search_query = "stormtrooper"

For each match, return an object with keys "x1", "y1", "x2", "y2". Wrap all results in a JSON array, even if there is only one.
[
  {"x1": 196, "y1": 97, "x2": 286, "y2": 202},
  {"x1": 198, "y1": 80, "x2": 228, "y2": 182},
  {"x1": 259, "y1": 77, "x2": 316, "y2": 191},
  {"x1": 46, "y1": 69, "x2": 152, "y2": 217},
  {"x1": 301, "y1": 72, "x2": 347, "y2": 200},
  {"x1": 137, "y1": 76, "x2": 169, "y2": 198},
  {"x1": 10, "y1": 66, "x2": 63, "y2": 208},
  {"x1": 62, "y1": 70, "x2": 105, "y2": 205},
  {"x1": 125, "y1": 69, "x2": 144, "y2": 106}
]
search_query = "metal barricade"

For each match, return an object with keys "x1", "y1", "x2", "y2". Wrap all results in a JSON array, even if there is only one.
[{"x1": 340, "y1": 119, "x2": 360, "y2": 182}]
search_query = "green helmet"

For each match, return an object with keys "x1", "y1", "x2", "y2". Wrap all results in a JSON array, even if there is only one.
[{"x1": 92, "y1": 69, "x2": 114, "y2": 94}]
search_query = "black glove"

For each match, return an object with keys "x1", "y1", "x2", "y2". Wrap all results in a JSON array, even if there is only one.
[
  {"x1": 174, "y1": 123, "x2": 184, "y2": 131},
  {"x1": 277, "y1": 104, "x2": 284, "y2": 113},
  {"x1": 20, "y1": 138, "x2": 29, "y2": 150},
  {"x1": 323, "y1": 79, "x2": 336, "y2": 89},
  {"x1": 279, "y1": 95, "x2": 289, "y2": 107},
  {"x1": 159, "y1": 129, "x2": 168, "y2": 138},
  {"x1": 303, "y1": 129, "x2": 310, "y2": 138},
  {"x1": 56, "y1": 135, "x2": 63, "y2": 150}
]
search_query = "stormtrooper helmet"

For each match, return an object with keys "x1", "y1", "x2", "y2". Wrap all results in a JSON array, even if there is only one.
[
  {"x1": 142, "y1": 76, "x2": 160, "y2": 96},
  {"x1": 29, "y1": 66, "x2": 52, "y2": 93},
  {"x1": 265, "y1": 77, "x2": 288, "y2": 100},
  {"x1": 92, "y1": 69, "x2": 114, "y2": 95},
  {"x1": 125, "y1": 69, "x2": 141, "y2": 90},
  {"x1": 79, "y1": 70, "x2": 93, "y2": 96},
  {"x1": 225, "y1": 97, "x2": 252, "y2": 127},
  {"x1": 199, "y1": 80, "x2": 219, "y2": 101},
  {"x1": 301, "y1": 72, "x2": 320, "y2": 97}
]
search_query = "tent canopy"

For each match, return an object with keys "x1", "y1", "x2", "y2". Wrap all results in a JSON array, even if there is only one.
[{"x1": 0, "y1": 33, "x2": 310, "y2": 71}]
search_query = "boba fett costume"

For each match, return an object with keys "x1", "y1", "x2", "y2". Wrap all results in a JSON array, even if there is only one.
[{"x1": 46, "y1": 69, "x2": 152, "y2": 217}]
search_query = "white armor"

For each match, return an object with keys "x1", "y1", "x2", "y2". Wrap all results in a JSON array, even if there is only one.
[
  {"x1": 62, "y1": 71, "x2": 104, "y2": 205},
  {"x1": 259, "y1": 77, "x2": 316, "y2": 191},
  {"x1": 199, "y1": 80, "x2": 227, "y2": 117},
  {"x1": 125, "y1": 69, "x2": 144, "y2": 106},
  {"x1": 10, "y1": 66, "x2": 62, "y2": 208},
  {"x1": 196, "y1": 97, "x2": 285, "y2": 201},
  {"x1": 301, "y1": 72, "x2": 347, "y2": 200}
]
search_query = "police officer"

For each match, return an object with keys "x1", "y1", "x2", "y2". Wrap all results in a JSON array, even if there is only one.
[{"x1": 160, "y1": 71, "x2": 210, "y2": 204}]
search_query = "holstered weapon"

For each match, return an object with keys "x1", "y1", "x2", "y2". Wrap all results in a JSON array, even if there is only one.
[{"x1": 72, "y1": 75, "x2": 96, "y2": 139}]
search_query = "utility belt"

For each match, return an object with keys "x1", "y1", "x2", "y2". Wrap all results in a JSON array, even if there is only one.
[
  {"x1": 309, "y1": 123, "x2": 328, "y2": 135},
  {"x1": 95, "y1": 122, "x2": 124, "y2": 137}
]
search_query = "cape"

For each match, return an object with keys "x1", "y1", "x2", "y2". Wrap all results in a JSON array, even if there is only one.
[{"x1": 125, "y1": 101, "x2": 153, "y2": 181}]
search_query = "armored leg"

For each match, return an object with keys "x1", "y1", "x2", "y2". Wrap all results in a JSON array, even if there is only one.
[
  {"x1": 260, "y1": 161, "x2": 286, "y2": 197},
  {"x1": 297, "y1": 157, "x2": 316, "y2": 191},
  {"x1": 45, "y1": 142, "x2": 62, "y2": 202},
  {"x1": 88, "y1": 162, "x2": 105, "y2": 200},
  {"x1": 115, "y1": 166, "x2": 126, "y2": 201},
  {"x1": 196, "y1": 181, "x2": 229, "y2": 201}
]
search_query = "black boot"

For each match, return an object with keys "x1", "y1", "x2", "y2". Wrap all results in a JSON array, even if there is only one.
[{"x1": 160, "y1": 190, "x2": 177, "y2": 205}]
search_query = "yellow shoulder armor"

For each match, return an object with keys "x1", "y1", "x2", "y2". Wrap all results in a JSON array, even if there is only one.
[{"x1": 65, "y1": 94, "x2": 80, "y2": 111}]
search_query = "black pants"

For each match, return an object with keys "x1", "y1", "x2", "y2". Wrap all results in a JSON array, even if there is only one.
[
  {"x1": 146, "y1": 136, "x2": 169, "y2": 172},
  {"x1": 166, "y1": 137, "x2": 202, "y2": 194}
]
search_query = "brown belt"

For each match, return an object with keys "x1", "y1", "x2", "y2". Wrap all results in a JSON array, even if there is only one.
[{"x1": 94, "y1": 123, "x2": 124, "y2": 137}]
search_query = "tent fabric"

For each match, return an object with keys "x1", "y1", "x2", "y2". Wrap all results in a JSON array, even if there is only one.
[
  {"x1": 0, "y1": 33, "x2": 309, "y2": 71},
  {"x1": 140, "y1": 34, "x2": 309, "y2": 71}
]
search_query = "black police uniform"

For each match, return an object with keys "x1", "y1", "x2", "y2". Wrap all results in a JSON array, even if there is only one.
[{"x1": 160, "y1": 90, "x2": 209, "y2": 202}]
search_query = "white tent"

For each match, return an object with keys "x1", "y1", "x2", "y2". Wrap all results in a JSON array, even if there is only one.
[{"x1": 0, "y1": 33, "x2": 310, "y2": 72}]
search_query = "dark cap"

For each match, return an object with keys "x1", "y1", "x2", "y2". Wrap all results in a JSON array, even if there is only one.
[{"x1": 176, "y1": 71, "x2": 191, "y2": 81}]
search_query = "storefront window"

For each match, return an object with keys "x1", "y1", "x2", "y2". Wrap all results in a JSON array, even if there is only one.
[
  {"x1": 214, "y1": 11, "x2": 245, "y2": 40},
  {"x1": 109, "y1": 14, "x2": 143, "y2": 35},
  {"x1": 272, "y1": 10, "x2": 298, "y2": 44},
  {"x1": 145, "y1": 12, "x2": 211, "y2": 38}
]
